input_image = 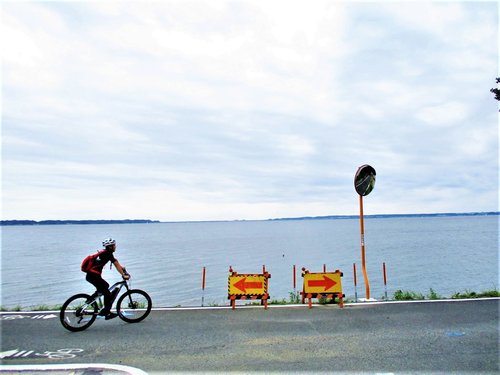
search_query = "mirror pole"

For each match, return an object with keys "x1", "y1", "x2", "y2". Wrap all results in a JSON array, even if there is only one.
[{"x1": 359, "y1": 194, "x2": 370, "y2": 299}]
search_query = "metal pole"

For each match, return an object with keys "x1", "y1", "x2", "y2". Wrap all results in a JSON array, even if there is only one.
[
  {"x1": 293, "y1": 265, "x2": 297, "y2": 303},
  {"x1": 293, "y1": 265, "x2": 296, "y2": 290},
  {"x1": 383, "y1": 262, "x2": 388, "y2": 300},
  {"x1": 353, "y1": 263, "x2": 358, "y2": 302},
  {"x1": 201, "y1": 266, "x2": 206, "y2": 307},
  {"x1": 359, "y1": 195, "x2": 370, "y2": 300}
]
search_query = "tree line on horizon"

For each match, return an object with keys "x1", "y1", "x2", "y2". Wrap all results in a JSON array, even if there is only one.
[
  {"x1": 0, "y1": 219, "x2": 160, "y2": 226},
  {"x1": 1, "y1": 212, "x2": 498, "y2": 226}
]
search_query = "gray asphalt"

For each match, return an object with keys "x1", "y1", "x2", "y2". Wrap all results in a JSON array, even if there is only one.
[{"x1": 1, "y1": 299, "x2": 498, "y2": 373}]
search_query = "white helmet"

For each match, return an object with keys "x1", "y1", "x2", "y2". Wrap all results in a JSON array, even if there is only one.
[{"x1": 102, "y1": 238, "x2": 116, "y2": 247}]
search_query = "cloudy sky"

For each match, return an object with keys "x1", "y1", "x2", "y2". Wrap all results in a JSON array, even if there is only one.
[{"x1": 2, "y1": 1, "x2": 498, "y2": 222}]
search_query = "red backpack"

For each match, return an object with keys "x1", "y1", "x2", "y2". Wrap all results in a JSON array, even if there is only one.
[{"x1": 81, "y1": 250, "x2": 105, "y2": 273}]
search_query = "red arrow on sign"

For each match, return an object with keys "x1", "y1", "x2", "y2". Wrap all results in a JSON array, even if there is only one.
[
  {"x1": 234, "y1": 278, "x2": 263, "y2": 293},
  {"x1": 307, "y1": 276, "x2": 336, "y2": 291}
]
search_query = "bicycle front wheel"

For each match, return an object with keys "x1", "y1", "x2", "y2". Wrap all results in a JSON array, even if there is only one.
[
  {"x1": 60, "y1": 293, "x2": 98, "y2": 332},
  {"x1": 117, "y1": 289, "x2": 152, "y2": 323}
]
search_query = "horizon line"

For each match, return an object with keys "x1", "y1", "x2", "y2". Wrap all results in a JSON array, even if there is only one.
[{"x1": 1, "y1": 211, "x2": 498, "y2": 225}]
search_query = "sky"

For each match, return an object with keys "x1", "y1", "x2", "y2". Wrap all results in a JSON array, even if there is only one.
[{"x1": 1, "y1": 1, "x2": 499, "y2": 222}]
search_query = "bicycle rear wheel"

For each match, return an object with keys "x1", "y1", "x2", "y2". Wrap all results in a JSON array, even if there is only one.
[
  {"x1": 60, "y1": 293, "x2": 98, "y2": 332},
  {"x1": 116, "y1": 289, "x2": 152, "y2": 323}
]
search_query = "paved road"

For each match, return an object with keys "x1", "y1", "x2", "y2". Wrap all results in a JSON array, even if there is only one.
[{"x1": 1, "y1": 299, "x2": 498, "y2": 373}]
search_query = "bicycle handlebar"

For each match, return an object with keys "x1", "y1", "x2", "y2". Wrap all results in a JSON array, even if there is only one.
[{"x1": 122, "y1": 267, "x2": 131, "y2": 280}]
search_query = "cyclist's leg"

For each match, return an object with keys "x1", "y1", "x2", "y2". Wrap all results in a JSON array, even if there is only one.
[{"x1": 85, "y1": 273, "x2": 112, "y2": 314}]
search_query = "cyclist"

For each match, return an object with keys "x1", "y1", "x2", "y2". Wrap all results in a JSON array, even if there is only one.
[{"x1": 85, "y1": 238, "x2": 130, "y2": 320}]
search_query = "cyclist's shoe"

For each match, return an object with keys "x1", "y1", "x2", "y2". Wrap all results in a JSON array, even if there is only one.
[
  {"x1": 98, "y1": 310, "x2": 115, "y2": 318},
  {"x1": 104, "y1": 312, "x2": 118, "y2": 320}
]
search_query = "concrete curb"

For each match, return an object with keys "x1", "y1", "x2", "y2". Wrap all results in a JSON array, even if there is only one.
[
  {"x1": 0, "y1": 363, "x2": 147, "y2": 374},
  {"x1": 0, "y1": 297, "x2": 498, "y2": 314}
]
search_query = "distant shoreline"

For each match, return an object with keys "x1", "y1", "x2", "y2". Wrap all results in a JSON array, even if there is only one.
[
  {"x1": 268, "y1": 211, "x2": 499, "y2": 221},
  {"x1": 0, "y1": 219, "x2": 160, "y2": 226},
  {"x1": 1, "y1": 212, "x2": 498, "y2": 226}
]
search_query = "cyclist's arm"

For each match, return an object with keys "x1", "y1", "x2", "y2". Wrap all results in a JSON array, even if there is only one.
[{"x1": 113, "y1": 260, "x2": 130, "y2": 279}]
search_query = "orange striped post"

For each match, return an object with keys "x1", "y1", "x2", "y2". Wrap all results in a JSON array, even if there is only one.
[
  {"x1": 354, "y1": 164, "x2": 376, "y2": 301},
  {"x1": 383, "y1": 262, "x2": 388, "y2": 300},
  {"x1": 263, "y1": 265, "x2": 268, "y2": 308},
  {"x1": 359, "y1": 194, "x2": 370, "y2": 300},
  {"x1": 201, "y1": 266, "x2": 206, "y2": 306},
  {"x1": 353, "y1": 263, "x2": 358, "y2": 302},
  {"x1": 293, "y1": 265, "x2": 296, "y2": 290}
]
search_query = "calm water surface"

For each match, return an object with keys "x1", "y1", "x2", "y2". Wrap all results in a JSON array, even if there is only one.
[{"x1": 1, "y1": 215, "x2": 498, "y2": 308}]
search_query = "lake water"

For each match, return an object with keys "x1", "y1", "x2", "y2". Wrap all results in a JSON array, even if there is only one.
[{"x1": 1, "y1": 215, "x2": 498, "y2": 308}]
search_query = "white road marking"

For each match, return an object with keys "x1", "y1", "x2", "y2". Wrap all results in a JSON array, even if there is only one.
[{"x1": 0, "y1": 363, "x2": 148, "y2": 374}]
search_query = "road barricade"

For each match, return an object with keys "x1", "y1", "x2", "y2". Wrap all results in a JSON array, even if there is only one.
[
  {"x1": 228, "y1": 266, "x2": 271, "y2": 309},
  {"x1": 300, "y1": 267, "x2": 344, "y2": 308}
]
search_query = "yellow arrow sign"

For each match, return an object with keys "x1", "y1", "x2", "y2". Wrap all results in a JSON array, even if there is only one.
[
  {"x1": 229, "y1": 275, "x2": 267, "y2": 295},
  {"x1": 303, "y1": 272, "x2": 342, "y2": 294}
]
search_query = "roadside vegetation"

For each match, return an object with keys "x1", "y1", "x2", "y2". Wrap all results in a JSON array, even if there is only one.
[
  {"x1": 1, "y1": 289, "x2": 498, "y2": 311},
  {"x1": 268, "y1": 288, "x2": 500, "y2": 305},
  {"x1": 393, "y1": 288, "x2": 500, "y2": 301},
  {"x1": 0, "y1": 304, "x2": 62, "y2": 312},
  {"x1": 267, "y1": 288, "x2": 500, "y2": 305}
]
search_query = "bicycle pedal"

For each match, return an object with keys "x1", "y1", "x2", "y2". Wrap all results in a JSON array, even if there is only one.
[{"x1": 105, "y1": 313, "x2": 118, "y2": 320}]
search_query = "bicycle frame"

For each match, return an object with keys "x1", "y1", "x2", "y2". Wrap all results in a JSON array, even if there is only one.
[
  {"x1": 85, "y1": 280, "x2": 130, "y2": 314},
  {"x1": 61, "y1": 276, "x2": 152, "y2": 331}
]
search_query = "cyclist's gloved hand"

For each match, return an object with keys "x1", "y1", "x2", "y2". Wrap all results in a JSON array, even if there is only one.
[{"x1": 122, "y1": 273, "x2": 131, "y2": 280}]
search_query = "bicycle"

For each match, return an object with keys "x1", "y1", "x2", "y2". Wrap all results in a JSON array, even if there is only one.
[{"x1": 60, "y1": 273, "x2": 152, "y2": 332}]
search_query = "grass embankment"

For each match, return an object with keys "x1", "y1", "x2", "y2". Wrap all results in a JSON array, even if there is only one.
[
  {"x1": 1, "y1": 289, "x2": 498, "y2": 311},
  {"x1": 0, "y1": 304, "x2": 63, "y2": 312},
  {"x1": 393, "y1": 288, "x2": 500, "y2": 301},
  {"x1": 260, "y1": 288, "x2": 499, "y2": 305}
]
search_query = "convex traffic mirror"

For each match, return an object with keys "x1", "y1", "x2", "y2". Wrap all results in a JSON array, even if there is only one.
[{"x1": 354, "y1": 164, "x2": 376, "y2": 196}]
